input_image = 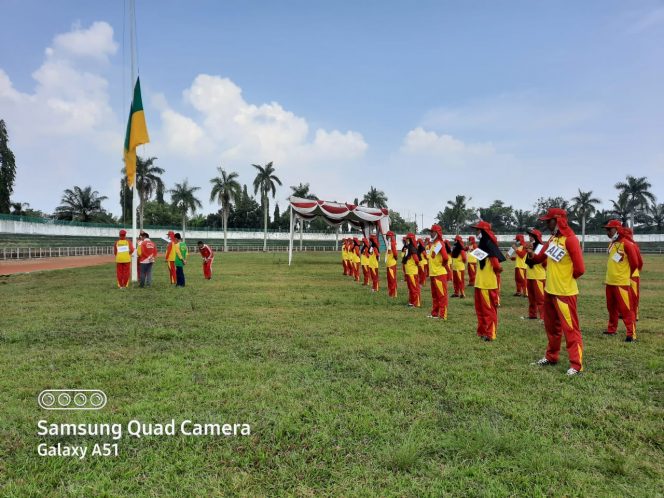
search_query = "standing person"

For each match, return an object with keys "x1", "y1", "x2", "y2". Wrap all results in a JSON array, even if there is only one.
[
  {"x1": 360, "y1": 237, "x2": 371, "y2": 286},
  {"x1": 451, "y1": 235, "x2": 467, "y2": 298},
  {"x1": 402, "y1": 233, "x2": 421, "y2": 307},
  {"x1": 138, "y1": 232, "x2": 157, "y2": 288},
  {"x1": 424, "y1": 236, "x2": 432, "y2": 278},
  {"x1": 466, "y1": 236, "x2": 478, "y2": 286},
  {"x1": 341, "y1": 238, "x2": 349, "y2": 276},
  {"x1": 351, "y1": 237, "x2": 361, "y2": 282},
  {"x1": 528, "y1": 208, "x2": 585, "y2": 376},
  {"x1": 602, "y1": 220, "x2": 639, "y2": 341},
  {"x1": 173, "y1": 233, "x2": 188, "y2": 287},
  {"x1": 509, "y1": 234, "x2": 529, "y2": 297},
  {"x1": 471, "y1": 221, "x2": 505, "y2": 341},
  {"x1": 165, "y1": 231, "x2": 177, "y2": 285},
  {"x1": 523, "y1": 228, "x2": 546, "y2": 320},
  {"x1": 417, "y1": 239, "x2": 428, "y2": 287},
  {"x1": 113, "y1": 229, "x2": 135, "y2": 288},
  {"x1": 427, "y1": 224, "x2": 449, "y2": 319},
  {"x1": 198, "y1": 241, "x2": 215, "y2": 280},
  {"x1": 624, "y1": 228, "x2": 644, "y2": 321},
  {"x1": 368, "y1": 234, "x2": 380, "y2": 292},
  {"x1": 385, "y1": 231, "x2": 399, "y2": 298}
]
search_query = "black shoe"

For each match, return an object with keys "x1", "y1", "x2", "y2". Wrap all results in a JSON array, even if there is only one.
[
  {"x1": 625, "y1": 336, "x2": 635, "y2": 342},
  {"x1": 451, "y1": 294, "x2": 459, "y2": 298}
]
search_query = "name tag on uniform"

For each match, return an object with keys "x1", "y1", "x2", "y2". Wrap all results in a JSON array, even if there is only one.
[
  {"x1": 507, "y1": 247, "x2": 515, "y2": 257},
  {"x1": 545, "y1": 244, "x2": 565, "y2": 262},
  {"x1": 117, "y1": 245, "x2": 129, "y2": 253},
  {"x1": 612, "y1": 251, "x2": 623, "y2": 263},
  {"x1": 470, "y1": 248, "x2": 488, "y2": 261}
]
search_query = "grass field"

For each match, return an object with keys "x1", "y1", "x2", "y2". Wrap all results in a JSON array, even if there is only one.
[{"x1": 1, "y1": 253, "x2": 663, "y2": 496}]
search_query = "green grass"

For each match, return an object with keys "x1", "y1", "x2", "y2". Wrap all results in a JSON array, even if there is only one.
[{"x1": 1, "y1": 253, "x2": 663, "y2": 497}]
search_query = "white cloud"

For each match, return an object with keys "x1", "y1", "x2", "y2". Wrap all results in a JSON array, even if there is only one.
[{"x1": 49, "y1": 21, "x2": 118, "y2": 61}]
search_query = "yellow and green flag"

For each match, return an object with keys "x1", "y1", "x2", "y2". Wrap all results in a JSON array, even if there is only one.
[{"x1": 123, "y1": 77, "x2": 150, "y2": 188}]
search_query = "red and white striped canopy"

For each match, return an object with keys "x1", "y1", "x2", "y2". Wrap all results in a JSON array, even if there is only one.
[{"x1": 288, "y1": 196, "x2": 390, "y2": 233}]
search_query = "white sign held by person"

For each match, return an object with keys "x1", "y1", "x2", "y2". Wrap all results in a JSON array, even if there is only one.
[
  {"x1": 545, "y1": 244, "x2": 566, "y2": 262},
  {"x1": 470, "y1": 248, "x2": 488, "y2": 261}
]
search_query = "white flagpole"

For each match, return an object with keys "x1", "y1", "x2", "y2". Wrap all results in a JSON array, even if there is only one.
[
  {"x1": 131, "y1": 186, "x2": 138, "y2": 281},
  {"x1": 129, "y1": 0, "x2": 138, "y2": 282},
  {"x1": 288, "y1": 205, "x2": 294, "y2": 266}
]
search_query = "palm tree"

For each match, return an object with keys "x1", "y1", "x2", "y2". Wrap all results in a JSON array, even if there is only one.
[
  {"x1": 55, "y1": 186, "x2": 108, "y2": 222},
  {"x1": 571, "y1": 189, "x2": 601, "y2": 251},
  {"x1": 10, "y1": 202, "x2": 30, "y2": 216},
  {"x1": 210, "y1": 167, "x2": 241, "y2": 252},
  {"x1": 610, "y1": 192, "x2": 635, "y2": 225},
  {"x1": 252, "y1": 162, "x2": 282, "y2": 251},
  {"x1": 647, "y1": 201, "x2": 664, "y2": 231},
  {"x1": 360, "y1": 186, "x2": 388, "y2": 208},
  {"x1": 169, "y1": 180, "x2": 202, "y2": 237},
  {"x1": 120, "y1": 156, "x2": 165, "y2": 229},
  {"x1": 446, "y1": 195, "x2": 472, "y2": 233},
  {"x1": 615, "y1": 175, "x2": 655, "y2": 228}
]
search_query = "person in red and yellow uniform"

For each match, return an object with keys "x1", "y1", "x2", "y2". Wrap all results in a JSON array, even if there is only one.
[
  {"x1": 471, "y1": 221, "x2": 504, "y2": 341},
  {"x1": 402, "y1": 233, "x2": 421, "y2": 307},
  {"x1": 424, "y1": 237, "x2": 432, "y2": 278},
  {"x1": 451, "y1": 235, "x2": 467, "y2": 298},
  {"x1": 368, "y1": 234, "x2": 380, "y2": 292},
  {"x1": 385, "y1": 231, "x2": 399, "y2": 298},
  {"x1": 417, "y1": 238, "x2": 428, "y2": 287},
  {"x1": 603, "y1": 220, "x2": 639, "y2": 341},
  {"x1": 624, "y1": 228, "x2": 643, "y2": 321},
  {"x1": 466, "y1": 236, "x2": 478, "y2": 286},
  {"x1": 113, "y1": 229, "x2": 135, "y2": 288},
  {"x1": 523, "y1": 228, "x2": 546, "y2": 320},
  {"x1": 165, "y1": 230, "x2": 177, "y2": 285},
  {"x1": 509, "y1": 234, "x2": 529, "y2": 297},
  {"x1": 426, "y1": 224, "x2": 449, "y2": 319},
  {"x1": 528, "y1": 208, "x2": 585, "y2": 376},
  {"x1": 351, "y1": 237, "x2": 361, "y2": 282},
  {"x1": 198, "y1": 241, "x2": 215, "y2": 280},
  {"x1": 360, "y1": 237, "x2": 371, "y2": 286},
  {"x1": 341, "y1": 238, "x2": 348, "y2": 276},
  {"x1": 137, "y1": 232, "x2": 158, "y2": 288}
]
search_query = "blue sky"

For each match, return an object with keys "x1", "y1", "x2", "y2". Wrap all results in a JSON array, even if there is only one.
[{"x1": 1, "y1": 0, "x2": 663, "y2": 224}]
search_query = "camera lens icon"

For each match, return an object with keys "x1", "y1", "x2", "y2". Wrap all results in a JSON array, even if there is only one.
[{"x1": 38, "y1": 390, "x2": 107, "y2": 410}]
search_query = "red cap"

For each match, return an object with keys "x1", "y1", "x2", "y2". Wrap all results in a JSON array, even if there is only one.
[
  {"x1": 429, "y1": 224, "x2": 443, "y2": 235},
  {"x1": 386, "y1": 230, "x2": 395, "y2": 237},
  {"x1": 455, "y1": 234, "x2": 463, "y2": 243},
  {"x1": 539, "y1": 208, "x2": 567, "y2": 221},
  {"x1": 468, "y1": 235, "x2": 476, "y2": 243},
  {"x1": 471, "y1": 221, "x2": 492, "y2": 231},
  {"x1": 119, "y1": 229, "x2": 127, "y2": 236},
  {"x1": 527, "y1": 228, "x2": 543, "y2": 239},
  {"x1": 406, "y1": 232, "x2": 417, "y2": 244},
  {"x1": 603, "y1": 219, "x2": 623, "y2": 229}
]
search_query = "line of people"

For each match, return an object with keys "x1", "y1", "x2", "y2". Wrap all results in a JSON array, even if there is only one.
[
  {"x1": 113, "y1": 229, "x2": 215, "y2": 288},
  {"x1": 339, "y1": 207, "x2": 645, "y2": 376}
]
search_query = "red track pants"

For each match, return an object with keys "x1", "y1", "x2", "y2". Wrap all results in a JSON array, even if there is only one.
[
  {"x1": 515, "y1": 268, "x2": 527, "y2": 295},
  {"x1": 430, "y1": 275, "x2": 448, "y2": 319},
  {"x1": 343, "y1": 260, "x2": 348, "y2": 275},
  {"x1": 418, "y1": 266, "x2": 426, "y2": 286},
  {"x1": 467, "y1": 263, "x2": 477, "y2": 286},
  {"x1": 453, "y1": 270, "x2": 465, "y2": 297},
  {"x1": 406, "y1": 274, "x2": 421, "y2": 307},
  {"x1": 543, "y1": 293, "x2": 583, "y2": 371},
  {"x1": 474, "y1": 287, "x2": 498, "y2": 340},
  {"x1": 370, "y1": 267, "x2": 379, "y2": 291},
  {"x1": 526, "y1": 279, "x2": 545, "y2": 319},
  {"x1": 116, "y1": 262, "x2": 130, "y2": 288},
  {"x1": 362, "y1": 265, "x2": 370, "y2": 285},
  {"x1": 606, "y1": 285, "x2": 636, "y2": 338},
  {"x1": 203, "y1": 259, "x2": 213, "y2": 280},
  {"x1": 353, "y1": 262, "x2": 360, "y2": 282},
  {"x1": 386, "y1": 266, "x2": 398, "y2": 297},
  {"x1": 168, "y1": 261, "x2": 177, "y2": 284}
]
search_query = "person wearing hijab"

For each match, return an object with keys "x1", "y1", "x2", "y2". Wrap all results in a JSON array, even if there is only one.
[
  {"x1": 351, "y1": 237, "x2": 361, "y2": 282},
  {"x1": 528, "y1": 208, "x2": 585, "y2": 376},
  {"x1": 466, "y1": 236, "x2": 478, "y2": 286},
  {"x1": 113, "y1": 229, "x2": 135, "y2": 288},
  {"x1": 623, "y1": 227, "x2": 644, "y2": 321},
  {"x1": 451, "y1": 235, "x2": 468, "y2": 298},
  {"x1": 603, "y1": 220, "x2": 639, "y2": 341},
  {"x1": 385, "y1": 231, "x2": 399, "y2": 298},
  {"x1": 368, "y1": 234, "x2": 381, "y2": 292},
  {"x1": 471, "y1": 221, "x2": 505, "y2": 341},
  {"x1": 341, "y1": 238, "x2": 349, "y2": 276},
  {"x1": 426, "y1": 224, "x2": 449, "y2": 319},
  {"x1": 508, "y1": 234, "x2": 529, "y2": 297},
  {"x1": 523, "y1": 228, "x2": 547, "y2": 320},
  {"x1": 417, "y1": 238, "x2": 428, "y2": 287},
  {"x1": 402, "y1": 233, "x2": 422, "y2": 307},
  {"x1": 360, "y1": 237, "x2": 371, "y2": 286}
]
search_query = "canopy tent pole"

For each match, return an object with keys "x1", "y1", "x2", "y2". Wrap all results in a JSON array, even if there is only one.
[
  {"x1": 335, "y1": 226, "x2": 339, "y2": 250},
  {"x1": 299, "y1": 219, "x2": 303, "y2": 251},
  {"x1": 288, "y1": 205, "x2": 294, "y2": 266}
]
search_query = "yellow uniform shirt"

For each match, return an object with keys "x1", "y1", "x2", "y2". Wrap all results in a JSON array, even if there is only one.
[
  {"x1": 368, "y1": 248, "x2": 379, "y2": 269},
  {"x1": 451, "y1": 255, "x2": 466, "y2": 271},
  {"x1": 605, "y1": 241, "x2": 631, "y2": 286},
  {"x1": 515, "y1": 246, "x2": 528, "y2": 269},
  {"x1": 166, "y1": 242, "x2": 176, "y2": 262},
  {"x1": 475, "y1": 259, "x2": 498, "y2": 290},
  {"x1": 525, "y1": 261, "x2": 546, "y2": 280},
  {"x1": 467, "y1": 251, "x2": 477, "y2": 264},
  {"x1": 545, "y1": 236, "x2": 579, "y2": 296},
  {"x1": 115, "y1": 239, "x2": 132, "y2": 263},
  {"x1": 428, "y1": 241, "x2": 447, "y2": 277},
  {"x1": 386, "y1": 249, "x2": 397, "y2": 268}
]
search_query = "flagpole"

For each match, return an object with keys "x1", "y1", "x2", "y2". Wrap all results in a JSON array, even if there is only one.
[{"x1": 130, "y1": 0, "x2": 138, "y2": 282}]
